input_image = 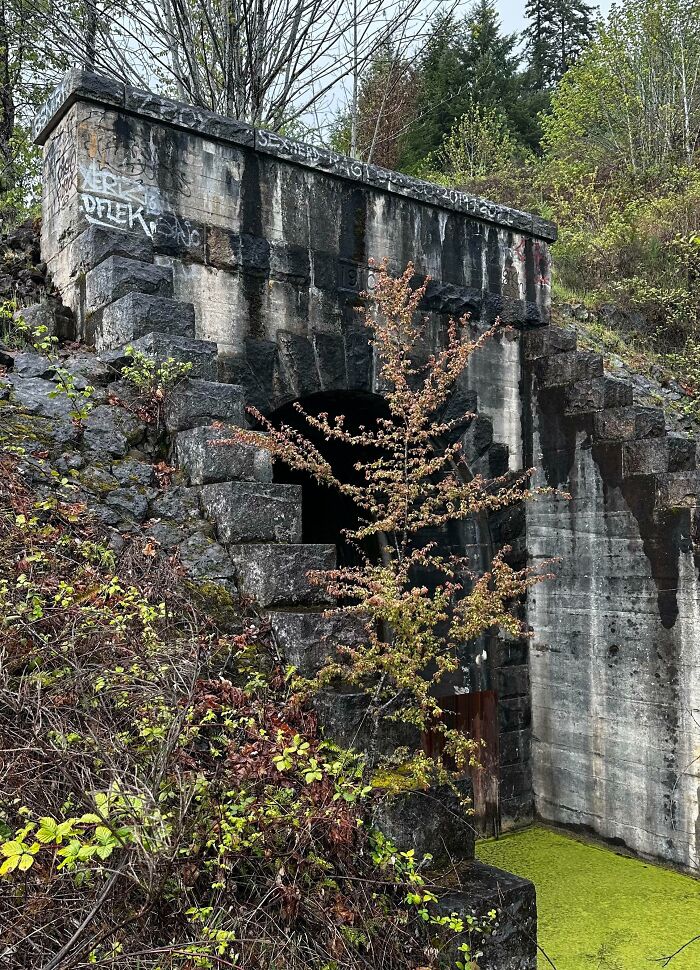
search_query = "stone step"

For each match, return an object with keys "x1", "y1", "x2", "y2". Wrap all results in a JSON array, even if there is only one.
[
  {"x1": 201, "y1": 481, "x2": 302, "y2": 543},
  {"x1": 97, "y1": 293, "x2": 195, "y2": 350},
  {"x1": 461, "y1": 414, "x2": 493, "y2": 464},
  {"x1": 564, "y1": 375, "x2": 633, "y2": 414},
  {"x1": 229, "y1": 543, "x2": 336, "y2": 607},
  {"x1": 371, "y1": 779, "x2": 474, "y2": 864},
  {"x1": 127, "y1": 332, "x2": 218, "y2": 380},
  {"x1": 71, "y1": 225, "x2": 154, "y2": 276},
  {"x1": 622, "y1": 436, "x2": 668, "y2": 477},
  {"x1": 522, "y1": 325, "x2": 577, "y2": 362},
  {"x1": 667, "y1": 432, "x2": 697, "y2": 473},
  {"x1": 268, "y1": 609, "x2": 369, "y2": 677},
  {"x1": 534, "y1": 349, "x2": 603, "y2": 388},
  {"x1": 431, "y1": 862, "x2": 537, "y2": 969},
  {"x1": 85, "y1": 255, "x2": 173, "y2": 315},
  {"x1": 655, "y1": 471, "x2": 699, "y2": 510},
  {"x1": 312, "y1": 687, "x2": 421, "y2": 763},
  {"x1": 471, "y1": 441, "x2": 509, "y2": 479},
  {"x1": 165, "y1": 379, "x2": 247, "y2": 432},
  {"x1": 594, "y1": 405, "x2": 666, "y2": 442},
  {"x1": 176, "y1": 425, "x2": 272, "y2": 485},
  {"x1": 621, "y1": 432, "x2": 696, "y2": 479}
]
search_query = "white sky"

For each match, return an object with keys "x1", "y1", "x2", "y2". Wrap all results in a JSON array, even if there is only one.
[{"x1": 495, "y1": 0, "x2": 612, "y2": 34}]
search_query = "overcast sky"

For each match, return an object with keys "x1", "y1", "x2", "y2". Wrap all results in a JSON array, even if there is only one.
[{"x1": 495, "y1": 0, "x2": 612, "y2": 34}]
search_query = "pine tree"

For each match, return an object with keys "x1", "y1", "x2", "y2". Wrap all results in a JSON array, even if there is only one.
[
  {"x1": 525, "y1": 0, "x2": 596, "y2": 88},
  {"x1": 397, "y1": 13, "x2": 472, "y2": 173},
  {"x1": 463, "y1": 0, "x2": 520, "y2": 108}
]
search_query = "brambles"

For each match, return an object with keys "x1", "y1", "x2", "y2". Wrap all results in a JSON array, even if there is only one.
[{"x1": 0, "y1": 455, "x2": 495, "y2": 968}]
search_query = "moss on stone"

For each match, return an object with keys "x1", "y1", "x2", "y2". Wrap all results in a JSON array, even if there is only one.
[
  {"x1": 477, "y1": 825, "x2": 700, "y2": 969},
  {"x1": 370, "y1": 757, "x2": 432, "y2": 794},
  {"x1": 186, "y1": 579, "x2": 241, "y2": 628},
  {"x1": 0, "y1": 400, "x2": 51, "y2": 447}
]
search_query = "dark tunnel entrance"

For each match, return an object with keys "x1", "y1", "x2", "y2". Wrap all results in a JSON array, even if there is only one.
[{"x1": 270, "y1": 391, "x2": 392, "y2": 567}]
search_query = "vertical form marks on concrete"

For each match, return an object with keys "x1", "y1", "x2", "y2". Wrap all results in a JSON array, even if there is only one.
[
  {"x1": 239, "y1": 152, "x2": 267, "y2": 340},
  {"x1": 340, "y1": 186, "x2": 368, "y2": 266},
  {"x1": 486, "y1": 226, "x2": 502, "y2": 294},
  {"x1": 524, "y1": 238, "x2": 537, "y2": 305},
  {"x1": 468, "y1": 221, "x2": 485, "y2": 296}
]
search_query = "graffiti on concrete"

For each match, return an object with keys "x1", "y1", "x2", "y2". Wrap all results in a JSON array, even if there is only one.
[
  {"x1": 78, "y1": 159, "x2": 200, "y2": 249},
  {"x1": 45, "y1": 126, "x2": 77, "y2": 212},
  {"x1": 79, "y1": 159, "x2": 163, "y2": 236}
]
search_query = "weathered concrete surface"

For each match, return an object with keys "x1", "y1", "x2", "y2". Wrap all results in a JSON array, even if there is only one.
[
  {"x1": 526, "y1": 370, "x2": 700, "y2": 871},
  {"x1": 434, "y1": 861, "x2": 537, "y2": 970},
  {"x1": 35, "y1": 70, "x2": 552, "y2": 470},
  {"x1": 372, "y1": 780, "x2": 476, "y2": 864}
]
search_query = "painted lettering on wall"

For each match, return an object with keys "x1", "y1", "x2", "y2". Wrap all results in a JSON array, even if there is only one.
[
  {"x1": 258, "y1": 130, "x2": 364, "y2": 180},
  {"x1": 155, "y1": 212, "x2": 202, "y2": 250},
  {"x1": 32, "y1": 73, "x2": 70, "y2": 140},
  {"x1": 121, "y1": 140, "x2": 192, "y2": 198},
  {"x1": 44, "y1": 125, "x2": 77, "y2": 212},
  {"x1": 533, "y1": 240, "x2": 551, "y2": 288},
  {"x1": 78, "y1": 158, "x2": 202, "y2": 251},
  {"x1": 79, "y1": 159, "x2": 163, "y2": 236},
  {"x1": 337, "y1": 259, "x2": 377, "y2": 293}
]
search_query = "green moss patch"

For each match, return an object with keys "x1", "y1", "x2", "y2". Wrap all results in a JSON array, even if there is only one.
[{"x1": 477, "y1": 825, "x2": 700, "y2": 969}]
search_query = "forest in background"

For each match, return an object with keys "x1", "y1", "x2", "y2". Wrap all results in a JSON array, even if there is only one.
[{"x1": 337, "y1": 0, "x2": 700, "y2": 362}]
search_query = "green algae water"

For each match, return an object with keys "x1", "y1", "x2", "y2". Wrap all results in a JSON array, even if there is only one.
[{"x1": 476, "y1": 825, "x2": 700, "y2": 969}]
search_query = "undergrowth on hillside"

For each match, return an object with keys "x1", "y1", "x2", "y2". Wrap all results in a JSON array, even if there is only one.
[{"x1": 0, "y1": 455, "x2": 496, "y2": 969}]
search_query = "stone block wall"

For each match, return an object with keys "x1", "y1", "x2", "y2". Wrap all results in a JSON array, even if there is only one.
[
  {"x1": 524, "y1": 329, "x2": 700, "y2": 872},
  {"x1": 34, "y1": 68, "x2": 553, "y2": 465},
  {"x1": 34, "y1": 69, "x2": 700, "y2": 874}
]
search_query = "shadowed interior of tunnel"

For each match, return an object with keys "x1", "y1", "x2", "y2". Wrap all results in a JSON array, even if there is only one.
[
  {"x1": 268, "y1": 390, "x2": 492, "y2": 575},
  {"x1": 269, "y1": 391, "x2": 392, "y2": 566},
  {"x1": 269, "y1": 390, "x2": 496, "y2": 672}
]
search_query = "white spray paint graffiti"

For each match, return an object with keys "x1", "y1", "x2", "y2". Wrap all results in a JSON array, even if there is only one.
[
  {"x1": 79, "y1": 159, "x2": 163, "y2": 237},
  {"x1": 78, "y1": 159, "x2": 202, "y2": 250},
  {"x1": 157, "y1": 213, "x2": 202, "y2": 250}
]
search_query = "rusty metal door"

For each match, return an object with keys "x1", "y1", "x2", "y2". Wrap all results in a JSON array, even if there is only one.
[{"x1": 422, "y1": 690, "x2": 501, "y2": 836}]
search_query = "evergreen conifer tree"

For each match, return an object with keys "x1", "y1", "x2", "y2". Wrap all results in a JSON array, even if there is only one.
[
  {"x1": 398, "y1": 12, "x2": 471, "y2": 172},
  {"x1": 463, "y1": 0, "x2": 520, "y2": 108},
  {"x1": 525, "y1": 0, "x2": 596, "y2": 88}
]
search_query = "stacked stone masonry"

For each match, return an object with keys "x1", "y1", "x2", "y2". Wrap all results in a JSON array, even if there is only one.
[
  {"x1": 523, "y1": 327, "x2": 700, "y2": 871},
  {"x1": 31, "y1": 198, "x2": 537, "y2": 967},
  {"x1": 30, "y1": 63, "x2": 700, "y2": 957}
]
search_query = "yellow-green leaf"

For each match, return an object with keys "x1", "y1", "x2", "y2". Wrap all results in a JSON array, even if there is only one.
[
  {"x1": 0, "y1": 855, "x2": 19, "y2": 875},
  {"x1": 1, "y1": 841, "x2": 22, "y2": 858}
]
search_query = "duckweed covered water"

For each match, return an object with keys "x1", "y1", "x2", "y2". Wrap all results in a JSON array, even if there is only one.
[{"x1": 476, "y1": 825, "x2": 700, "y2": 970}]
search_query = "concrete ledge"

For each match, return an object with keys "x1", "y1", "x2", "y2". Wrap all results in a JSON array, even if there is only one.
[
  {"x1": 33, "y1": 69, "x2": 557, "y2": 242},
  {"x1": 372, "y1": 780, "x2": 475, "y2": 864},
  {"x1": 201, "y1": 481, "x2": 302, "y2": 543},
  {"x1": 432, "y1": 861, "x2": 537, "y2": 970}
]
